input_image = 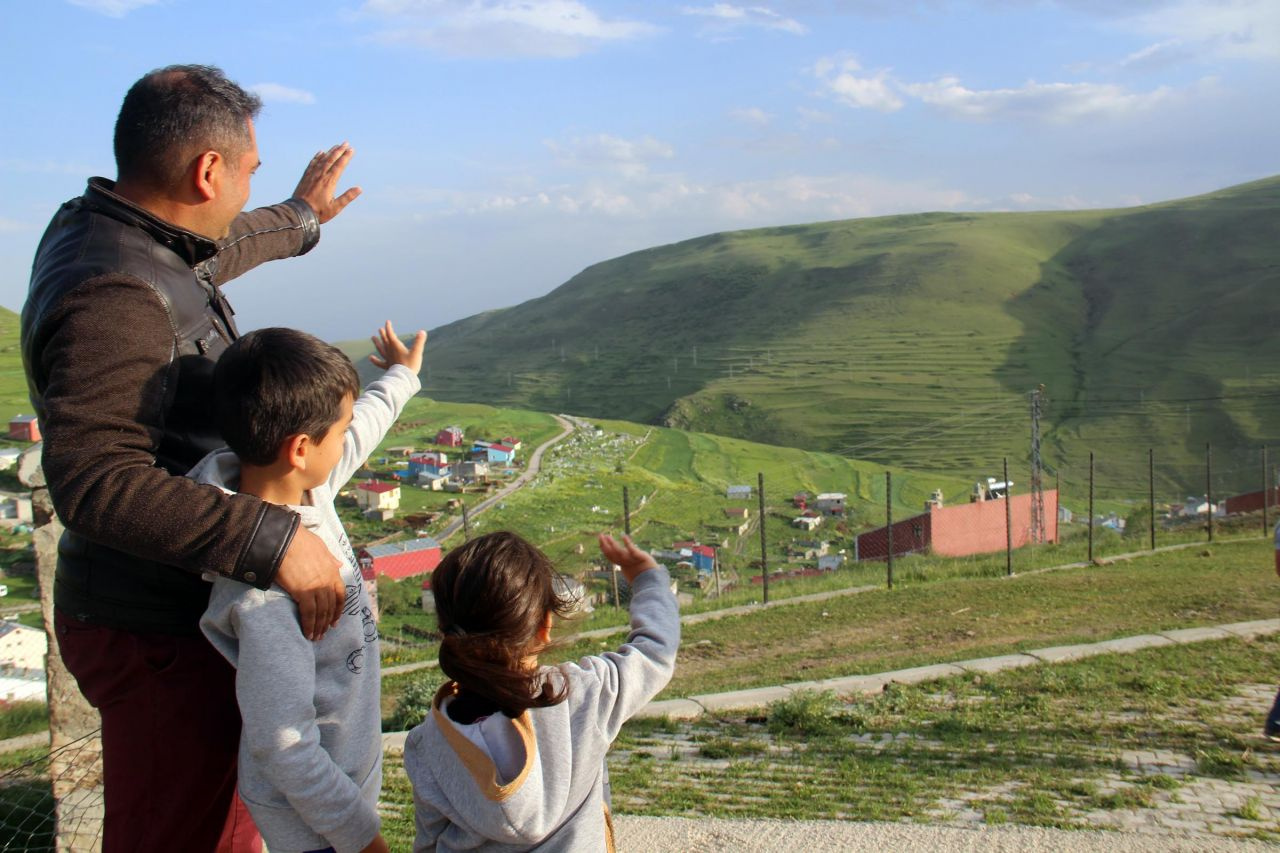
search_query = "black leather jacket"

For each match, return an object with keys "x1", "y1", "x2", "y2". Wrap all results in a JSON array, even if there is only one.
[{"x1": 22, "y1": 179, "x2": 320, "y2": 633}]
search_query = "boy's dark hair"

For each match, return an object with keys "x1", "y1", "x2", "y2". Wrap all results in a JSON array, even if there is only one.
[
  {"x1": 214, "y1": 328, "x2": 360, "y2": 466},
  {"x1": 433, "y1": 532, "x2": 578, "y2": 716},
  {"x1": 115, "y1": 64, "x2": 262, "y2": 191}
]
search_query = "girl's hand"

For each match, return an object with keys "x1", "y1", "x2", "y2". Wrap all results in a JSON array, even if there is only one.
[
  {"x1": 369, "y1": 320, "x2": 426, "y2": 375},
  {"x1": 598, "y1": 532, "x2": 658, "y2": 583}
]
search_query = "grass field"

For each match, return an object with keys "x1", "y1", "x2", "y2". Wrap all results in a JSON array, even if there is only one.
[
  {"x1": 373, "y1": 538, "x2": 1280, "y2": 847},
  {"x1": 381, "y1": 536, "x2": 1279, "y2": 722}
]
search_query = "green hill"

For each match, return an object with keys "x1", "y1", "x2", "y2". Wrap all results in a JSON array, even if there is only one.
[
  {"x1": 365, "y1": 176, "x2": 1280, "y2": 495},
  {"x1": 0, "y1": 306, "x2": 33, "y2": 425}
]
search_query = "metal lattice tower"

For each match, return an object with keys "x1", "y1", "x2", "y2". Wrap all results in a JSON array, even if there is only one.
[{"x1": 1030, "y1": 385, "x2": 1046, "y2": 543}]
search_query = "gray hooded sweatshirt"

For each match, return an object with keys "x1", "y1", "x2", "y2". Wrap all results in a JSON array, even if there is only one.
[
  {"x1": 196, "y1": 364, "x2": 420, "y2": 853},
  {"x1": 404, "y1": 565, "x2": 680, "y2": 852}
]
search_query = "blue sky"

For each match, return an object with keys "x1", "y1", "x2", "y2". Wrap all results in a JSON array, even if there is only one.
[{"x1": 3, "y1": 0, "x2": 1278, "y2": 340}]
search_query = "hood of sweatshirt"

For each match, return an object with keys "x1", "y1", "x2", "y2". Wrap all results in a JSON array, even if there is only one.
[
  {"x1": 417, "y1": 681, "x2": 577, "y2": 845},
  {"x1": 188, "y1": 448, "x2": 326, "y2": 532}
]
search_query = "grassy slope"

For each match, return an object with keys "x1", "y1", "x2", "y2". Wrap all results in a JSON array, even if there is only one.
[
  {"x1": 357, "y1": 177, "x2": 1280, "y2": 494},
  {"x1": 0, "y1": 307, "x2": 32, "y2": 424}
]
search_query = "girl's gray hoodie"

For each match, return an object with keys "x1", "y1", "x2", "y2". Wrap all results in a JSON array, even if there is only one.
[
  {"x1": 404, "y1": 565, "x2": 680, "y2": 852},
  {"x1": 196, "y1": 364, "x2": 420, "y2": 853}
]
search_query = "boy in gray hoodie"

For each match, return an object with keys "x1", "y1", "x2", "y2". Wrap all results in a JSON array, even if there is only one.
[{"x1": 195, "y1": 322, "x2": 424, "y2": 853}]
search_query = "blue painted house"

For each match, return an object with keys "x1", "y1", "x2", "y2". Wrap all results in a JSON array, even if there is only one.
[{"x1": 471, "y1": 440, "x2": 516, "y2": 465}]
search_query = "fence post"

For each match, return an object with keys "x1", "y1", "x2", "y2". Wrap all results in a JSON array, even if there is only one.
[
  {"x1": 886, "y1": 470, "x2": 893, "y2": 589},
  {"x1": 1149, "y1": 448, "x2": 1156, "y2": 551},
  {"x1": 1263, "y1": 445, "x2": 1269, "y2": 537},
  {"x1": 1004, "y1": 456, "x2": 1013, "y2": 576},
  {"x1": 1088, "y1": 452, "x2": 1095, "y2": 563},
  {"x1": 758, "y1": 472, "x2": 768, "y2": 604},
  {"x1": 1206, "y1": 442, "x2": 1213, "y2": 543}
]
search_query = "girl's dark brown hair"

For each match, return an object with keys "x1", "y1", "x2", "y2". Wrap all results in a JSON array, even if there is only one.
[{"x1": 432, "y1": 531, "x2": 578, "y2": 716}]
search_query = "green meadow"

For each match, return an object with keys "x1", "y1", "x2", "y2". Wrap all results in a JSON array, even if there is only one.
[{"x1": 341, "y1": 176, "x2": 1280, "y2": 496}]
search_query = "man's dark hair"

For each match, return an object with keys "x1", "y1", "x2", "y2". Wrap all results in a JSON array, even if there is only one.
[
  {"x1": 214, "y1": 328, "x2": 360, "y2": 467},
  {"x1": 114, "y1": 64, "x2": 262, "y2": 191}
]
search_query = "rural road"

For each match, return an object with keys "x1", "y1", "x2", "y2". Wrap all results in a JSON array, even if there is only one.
[
  {"x1": 432, "y1": 414, "x2": 576, "y2": 543},
  {"x1": 611, "y1": 816, "x2": 1274, "y2": 852}
]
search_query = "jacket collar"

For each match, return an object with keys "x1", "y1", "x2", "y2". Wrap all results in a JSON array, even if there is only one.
[{"x1": 83, "y1": 178, "x2": 220, "y2": 267}]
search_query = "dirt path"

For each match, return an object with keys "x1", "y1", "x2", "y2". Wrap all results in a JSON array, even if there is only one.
[{"x1": 433, "y1": 414, "x2": 576, "y2": 544}]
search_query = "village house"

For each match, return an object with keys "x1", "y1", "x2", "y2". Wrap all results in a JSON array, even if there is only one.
[
  {"x1": 8, "y1": 415, "x2": 39, "y2": 443},
  {"x1": 454, "y1": 460, "x2": 490, "y2": 483},
  {"x1": 408, "y1": 452, "x2": 450, "y2": 480},
  {"x1": 0, "y1": 493, "x2": 33, "y2": 525},
  {"x1": 355, "y1": 480, "x2": 401, "y2": 519},
  {"x1": 671, "y1": 541, "x2": 716, "y2": 574},
  {"x1": 500, "y1": 437, "x2": 522, "y2": 452},
  {"x1": 792, "y1": 540, "x2": 830, "y2": 560},
  {"x1": 818, "y1": 554, "x2": 845, "y2": 571},
  {"x1": 0, "y1": 620, "x2": 47, "y2": 702},
  {"x1": 472, "y1": 440, "x2": 516, "y2": 465},
  {"x1": 435, "y1": 426, "x2": 464, "y2": 447},
  {"x1": 726, "y1": 484, "x2": 752, "y2": 500},
  {"x1": 359, "y1": 537, "x2": 442, "y2": 580},
  {"x1": 793, "y1": 492, "x2": 809, "y2": 509},
  {"x1": 814, "y1": 493, "x2": 846, "y2": 516},
  {"x1": 722, "y1": 507, "x2": 750, "y2": 535},
  {"x1": 386, "y1": 446, "x2": 416, "y2": 458},
  {"x1": 416, "y1": 471, "x2": 449, "y2": 491},
  {"x1": 792, "y1": 515, "x2": 822, "y2": 531},
  {"x1": 0, "y1": 449, "x2": 22, "y2": 471}
]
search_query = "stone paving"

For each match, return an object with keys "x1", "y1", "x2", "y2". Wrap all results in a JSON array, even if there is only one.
[{"x1": 597, "y1": 619, "x2": 1280, "y2": 842}]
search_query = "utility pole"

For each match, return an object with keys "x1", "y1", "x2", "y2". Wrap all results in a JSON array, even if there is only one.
[
  {"x1": 758, "y1": 473, "x2": 768, "y2": 604},
  {"x1": 1029, "y1": 385, "x2": 1046, "y2": 544}
]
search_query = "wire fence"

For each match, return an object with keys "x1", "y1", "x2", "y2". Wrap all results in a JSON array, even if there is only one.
[{"x1": 0, "y1": 730, "x2": 101, "y2": 851}]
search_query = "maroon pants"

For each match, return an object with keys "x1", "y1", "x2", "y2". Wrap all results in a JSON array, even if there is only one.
[{"x1": 55, "y1": 610, "x2": 259, "y2": 853}]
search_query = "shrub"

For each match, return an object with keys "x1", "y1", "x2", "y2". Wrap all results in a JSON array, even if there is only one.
[
  {"x1": 385, "y1": 675, "x2": 445, "y2": 732},
  {"x1": 767, "y1": 689, "x2": 841, "y2": 737}
]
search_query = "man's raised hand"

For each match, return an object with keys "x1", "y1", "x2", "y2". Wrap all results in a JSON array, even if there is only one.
[{"x1": 292, "y1": 142, "x2": 361, "y2": 224}]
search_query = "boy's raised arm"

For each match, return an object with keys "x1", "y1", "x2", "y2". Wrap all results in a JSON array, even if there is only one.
[{"x1": 327, "y1": 322, "x2": 426, "y2": 492}]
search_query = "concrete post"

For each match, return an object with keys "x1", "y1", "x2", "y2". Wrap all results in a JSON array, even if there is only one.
[{"x1": 22, "y1": 444, "x2": 103, "y2": 851}]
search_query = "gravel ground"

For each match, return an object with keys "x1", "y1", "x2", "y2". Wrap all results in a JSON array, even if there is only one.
[{"x1": 613, "y1": 816, "x2": 1276, "y2": 852}]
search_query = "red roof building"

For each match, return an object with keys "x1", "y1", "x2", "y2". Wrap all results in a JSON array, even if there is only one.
[
  {"x1": 435, "y1": 426, "x2": 465, "y2": 447},
  {"x1": 358, "y1": 538, "x2": 442, "y2": 580},
  {"x1": 8, "y1": 415, "x2": 40, "y2": 443}
]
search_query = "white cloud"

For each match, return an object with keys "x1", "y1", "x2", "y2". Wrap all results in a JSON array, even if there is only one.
[
  {"x1": 67, "y1": 0, "x2": 159, "y2": 16},
  {"x1": 903, "y1": 77, "x2": 1173, "y2": 122},
  {"x1": 1115, "y1": 39, "x2": 1200, "y2": 72},
  {"x1": 1120, "y1": 0, "x2": 1280, "y2": 63},
  {"x1": 362, "y1": 0, "x2": 658, "y2": 58},
  {"x1": 796, "y1": 105, "x2": 833, "y2": 123},
  {"x1": 545, "y1": 134, "x2": 675, "y2": 177},
  {"x1": 729, "y1": 106, "x2": 774, "y2": 125},
  {"x1": 402, "y1": 168, "x2": 971, "y2": 226},
  {"x1": 681, "y1": 4, "x2": 807, "y2": 36},
  {"x1": 813, "y1": 56, "x2": 903, "y2": 111},
  {"x1": 249, "y1": 83, "x2": 317, "y2": 105}
]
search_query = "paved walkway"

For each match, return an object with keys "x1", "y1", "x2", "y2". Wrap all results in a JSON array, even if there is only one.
[{"x1": 611, "y1": 816, "x2": 1276, "y2": 851}]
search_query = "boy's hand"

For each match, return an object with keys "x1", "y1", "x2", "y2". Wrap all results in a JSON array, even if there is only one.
[
  {"x1": 599, "y1": 532, "x2": 659, "y2": 583},
  {"x1": 369, "y1": 320, "x2": 426, "y2": 375}
]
